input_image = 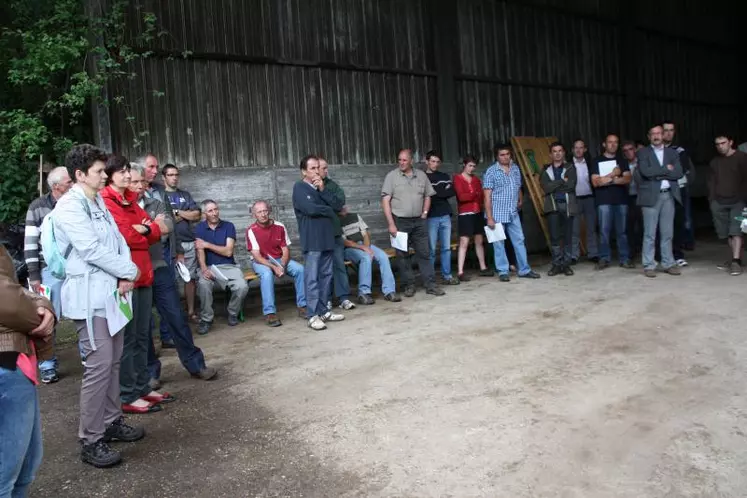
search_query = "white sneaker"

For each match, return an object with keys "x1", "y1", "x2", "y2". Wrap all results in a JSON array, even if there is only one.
[
  {"x1": 321, "y1": 311, "x2": 345, "y2": 322},
  {"x1": 339, "y1": 299, "x2": 356, "y2": 310},
  {"x1": 308, "y1": 316, "x2": 327, "y2": 330},
  {"x1": 676, "y1": 259, "x2": 689, "y2": 267}
]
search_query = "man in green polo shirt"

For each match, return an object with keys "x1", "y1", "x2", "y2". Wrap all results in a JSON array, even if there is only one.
[{"x1": 381, "y1": 149, "x2": 446, "y2": 298}]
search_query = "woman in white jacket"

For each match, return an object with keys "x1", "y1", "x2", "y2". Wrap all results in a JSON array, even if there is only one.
[{"x1": 52, "y1": 144, "x2": 143, "y2": 468}]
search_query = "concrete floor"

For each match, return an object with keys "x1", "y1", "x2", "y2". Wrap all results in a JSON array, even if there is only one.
[{"x1": 30, "y1": 241, "x2": 747, "y2": 497}]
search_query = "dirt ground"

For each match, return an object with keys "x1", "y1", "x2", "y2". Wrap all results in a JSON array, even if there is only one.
[{"x1": 29, "y1": 241, "x2": 747, "y2": 497}]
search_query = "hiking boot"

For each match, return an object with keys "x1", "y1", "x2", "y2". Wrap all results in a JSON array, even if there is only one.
[
  {"x1": 644, "y1": 269, "x2": 657, "y2": 278},
  {"x1": 266, "y1": 314, "x2": 282, "y2": 327},
  {"x1": 404, "y1": 285, "x2": 416, "y2": 297},
  {"x1": 384, "y1": 292, "x2": 402, "y2": 302},
  {"x1": 665, "y1": 266, "x2": 682, "y2": 276},
  {"x1": 357, "y1": 294, "x2": 375, "y2": 305},
  {"x1": 40, "y1": 369, "x2": 59, "y2": 384},
  {"x1": 479, "y1": 268, "x2": 494, "y2": 277},
  {"x1": 80, "y1": 439, "x2": 122, "y2": 468},
  {"x1": 498, "y1": 274, "x2": 510, "y2": 282},
  {"x1": 321, "y1": 311, "x2": 345, "y2": 322},
  {"x1": 730, "y1": 261, "x2": 742, "y2": 276},
  {"x1": 443, "y1": 276, "x2": 460, "y2": 286},
  {"x1": 595, "y1": 260, "x2": 609, "y2": 271},
  {"x1": 191, "y1": 366, "x2": 218, "y2": 380},
  {"x1": 339, "y1": 299, "x2": 356, "y2": 310},
  {"x1": 457, "y1": 273, "x2": 471, "y2": 282},
  {"x1": 619, "y1": 260, "x2": 636, "y2": 269},
  {"x1": 104, "y1": 417, "x2": 145, "y2": 443},
  {"x1": 547, "y1": 265, "x2": 561, "y2": 277},
  {"x1": 308, "y1": 316, "x2": 327, "y2": 331},
  {"x1": 426, "y1": 286, "x2": 446, "y2": 296},
  {"x1": 197, "y1": 321, "x2": 211, "y2": 335},
  {"x1": 148, "y1": 378, "x2": 162, "y2": 391},
  {"x1": 519, "y1": 270, "x2": 541, "y2": 279},
  {"x1": 563, "y1": 266, "x2": 574, "y2": 276},
  {"x1": 227, "y1": 314, "x2": 239, "y2": 326},
  {"x1": 570, "y1": 258, "x2": 578, "y2": 266}
]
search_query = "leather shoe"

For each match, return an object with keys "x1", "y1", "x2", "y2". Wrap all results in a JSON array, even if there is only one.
[{"x1": 122, "y1": 401, "x2": 162, "y2": 414}]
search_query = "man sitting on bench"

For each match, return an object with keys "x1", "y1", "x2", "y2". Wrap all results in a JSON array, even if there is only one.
[
  {"x1": 246, "y1": 201, "x2": 306, "y2": 327},
  {"x1": 340, "y1": 211, "x2": 402, "y2": 305}
]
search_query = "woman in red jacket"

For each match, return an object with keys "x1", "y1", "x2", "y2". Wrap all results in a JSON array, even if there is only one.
[
  {"x1": 102, "y1": 155, "x2": 174, "y2": 414},
  {"x1": 453, "y1": 155, "x2": 492, "y2": 280}
]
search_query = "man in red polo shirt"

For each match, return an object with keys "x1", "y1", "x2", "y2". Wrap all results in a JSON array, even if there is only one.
[{"x1": 246, "y1": 200, "x2": 306, "y2": 327}]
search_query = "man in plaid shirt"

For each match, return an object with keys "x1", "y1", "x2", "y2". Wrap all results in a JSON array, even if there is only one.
[{"x1": 483, "y1": 144, "x2": 540, "y2": 282}]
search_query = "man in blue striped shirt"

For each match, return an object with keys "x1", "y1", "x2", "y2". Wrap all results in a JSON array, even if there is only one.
[{"x1": 483, "y1": 144, "x2": 540, "y2": 282}]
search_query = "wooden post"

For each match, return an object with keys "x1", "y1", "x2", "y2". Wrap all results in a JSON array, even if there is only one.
[{"x1": 431, "y1": 0, "x2": 459, "y2": 163}]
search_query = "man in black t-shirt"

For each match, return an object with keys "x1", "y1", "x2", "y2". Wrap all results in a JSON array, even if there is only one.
[{"x1": 589, "y1": 133, "x2": 634, "y2": 270}]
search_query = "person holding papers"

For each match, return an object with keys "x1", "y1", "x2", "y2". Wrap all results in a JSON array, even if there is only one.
[
  {"x1": 194, "y1": 200, "x2": 249, "y2": 335},
  {"x1": 53, "y1": 145, "x2": 144, "y2": 468},
  {"x1": 590, "y1": 134, "x2": 634, "y2": 271},
  {"x1": 101, "y1": 155, "x2": 175, "y2": 416},
  {"x1": 483, "y1": 144, "x2": 541, "y2": 282},
  {"x1": 540, "y1": 142, "x2": 578, "y2": 276},
  {"x1": 381, "y1": 149, "x2": 445, "y2": 298}
]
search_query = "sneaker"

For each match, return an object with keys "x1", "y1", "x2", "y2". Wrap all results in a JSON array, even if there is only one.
[
  {"x1": 570, "y1": 258, "x2": 578, "y2": 266},
  {"x1": 443, "y1": 276, "x2": 460, "y2": 286},
  {"x1": 321, "y1": 311, "x2": 345, "y2": 322},
  {"x1": 148, "y1": 378, "x2": 162, "y2": 391},
  {"x1": 730, "y1": 261, "x2": 742, "y2": 276},
  {"x1": 676, "y1": 258, "x2": 689, "y2": 267},
  {"x1": 227, "y1": 314, "x2": 239, "y2": 326},
  {"x1": 384, "y1": 292, "x2": 402, "y2": 302},
  {"x1": 547, "y1": 265, "x2": 561, "y2": 277},
  {"x1": 339, "y1": 299, "x2": 356, "y2": 310},
  {"x1": 479, "y1": 268, "x2": 494, "y2": 277},
  {"x1": 589, "y1": 256, "x2": 600, "y2": 263},
  {"x1": 80, "y1": 439, "x2": 122, "y2": 468},
  {"x1": 308, "y1": 316, "x2": 327, "y2": 331},
  {"x1": 191, "y1": 366, "x2": 218, "y2": 380},
  {"x1": 595, "y1": 260, "x2": 609, "y2": 271},
  {"x1": 266, "y1": 314, "x2": 282, "y2": 327},
  {"x1": 297, "y1": 306, "x2": 307, "y2": 318},
  {"x1": 357, "y1": 294, "x2": 375, "y2": 305},
  {"x1": 644, "y1": 269, "x2": 657, "y2": 278},
  {"x1": 619, "y1": 260, "x2": 636, "y2": 269},
  {"x1": 426, "y1": 286, "x2": 446, "y2": 296},
  {"x1": 457, "y1": 273, "x2": 471, "y2": 282},
  {"x1": 160, "y1": 340, "x2": 176, "y2": 349},
  {"x1": 404, "y1": 285, "x2": 416, "y2": 298},
  {"x1": 40, "y1": 369, "x2": 59, "y2": 384},
  {"x1": 518, "y1": 270, "x2": 541, "y2": 279},
  {"x1": 563, "y1": 266, "x2": 574, "y2": 276},
  {"x1": 104, "y1": 417, "x2": 145, "y2": 443},
  {"x1": 197, "y1": 321, "x2": 211, "y2": 335},
  {"x1": 717, "y1": 260, "x2": 731, "y2": 271},
  {"x1": 665, "y1": 266, "x2": 682, "y2": 276},
  {"x1": 498, "y1": 274, "x2": 510, "y2": 282}
]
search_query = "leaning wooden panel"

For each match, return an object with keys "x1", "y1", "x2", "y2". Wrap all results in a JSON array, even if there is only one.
[{"x1": 511, "y1": 136, "x2": 553, "y2": 252}]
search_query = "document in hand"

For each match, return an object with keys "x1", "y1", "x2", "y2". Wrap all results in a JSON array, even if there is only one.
[
  {"x1": 598, "y1": 160, "x2": 618, "y2": 177},
  {"x1": 390, "y1": 231, "x2": 408, "y2": 252},
  {"x1": 210, "y1": 264, "x2": 229, "y2": 284},
  {"x1": 105, "y1": 290, "x2": 133, "y2": 336},
  {"x1": 484, "y1": 223, "x2": 506, "y2": 243}
]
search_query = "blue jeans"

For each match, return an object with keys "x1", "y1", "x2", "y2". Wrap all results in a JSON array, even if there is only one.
[
  {"x1": 304, "y1": 250, "x2": 333, "y2": 318},
  {"x1": 597, "y1": 204, "x2": 629, "y2": 263},
  {"x1": 427, "y1": 215, "x2": 453, "y2": 278},
  {"x1": 147, "y1": 265, "x2": 207, "y2": 380},
  {"x1": 344, "y1": 243, "x2": 396, "y2": 295},
  {"x1": 331, "y1": 237, "x2": 351, "y2": 301},
  {"x1": 38, "y1": 267, "x2": 62, "y2": 373},
  {"x1": 0, "y1": 367, "x2": 43, "y2": 498},
  {"x1": 158, "y1": 251, "x2": 173, "y2": 343},
  {"x1": 491, "y1": 213, "x2": 531, "y2": 276},
  {"x1": 251, "y1": 259, "x2": 306, "y2": 315}
]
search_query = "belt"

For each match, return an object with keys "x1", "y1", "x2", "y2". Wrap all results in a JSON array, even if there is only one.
[
  {"x1": 577, "y1": 194, "x2": 593, "y2": 199},
  {"x1": 660, "y1": 188, "x2": 670, "y2": 193}
]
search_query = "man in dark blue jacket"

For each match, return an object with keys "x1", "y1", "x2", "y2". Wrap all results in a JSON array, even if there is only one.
[{"x1": 292, "y1": 155, "x2": 346, "y2": 330}]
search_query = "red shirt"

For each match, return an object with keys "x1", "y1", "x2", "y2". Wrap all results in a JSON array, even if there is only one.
[
  {"x1": 453, "y1": 173, "x2": 483, "y2": 215},
  {"x1": 246, "y1": 220, "x2": 291, "y2": 260}
]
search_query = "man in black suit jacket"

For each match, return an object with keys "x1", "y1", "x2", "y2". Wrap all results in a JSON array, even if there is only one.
[{"x1": 636, "y1": 124, "x2": 684, "y2": 277}]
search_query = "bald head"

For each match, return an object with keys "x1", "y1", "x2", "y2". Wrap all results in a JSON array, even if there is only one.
[
  {"x1": 397, "y1": 149, "x2": 413, "y2": 172},
  {"x1": 251, "y1": 200, "x2": 272, "y2": 225},
  {"x1": 47, "y1": 166, "x2": 73, "y2": 198}
]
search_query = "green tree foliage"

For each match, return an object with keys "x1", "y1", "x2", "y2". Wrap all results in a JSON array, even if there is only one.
[{"x1": 0, "y1": 0, "x2": 162, "y2": 223}]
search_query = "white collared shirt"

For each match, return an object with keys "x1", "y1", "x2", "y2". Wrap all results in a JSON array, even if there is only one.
[
  {"x1": 653, "y1": 145, "x2": 670, "y2": 190},
  {"x1": 574, "y1": 157, "x2": 592, "y2": 196}
]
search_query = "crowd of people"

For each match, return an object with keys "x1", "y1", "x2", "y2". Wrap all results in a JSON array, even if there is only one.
[{"x1": 1, "y1": 120, "x2": 746, "y2": 492}]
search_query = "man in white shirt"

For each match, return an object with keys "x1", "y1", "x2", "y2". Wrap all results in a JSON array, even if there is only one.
[{"x1": 570, "y1": 139, "x2": 599, "y2": 263}]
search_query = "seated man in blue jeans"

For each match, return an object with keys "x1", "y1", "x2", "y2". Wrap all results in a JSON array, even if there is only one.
[
  {"x1": 246, "y1": 201, "x2": 306, "y2": 327},
  {"x1": 340, "y1": 212, "x2": 402, "y2": 305}
]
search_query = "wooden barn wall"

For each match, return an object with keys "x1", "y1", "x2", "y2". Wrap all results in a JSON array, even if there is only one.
[{"x1": 104, "y1": 0, "x2": 743, "y2": 260}]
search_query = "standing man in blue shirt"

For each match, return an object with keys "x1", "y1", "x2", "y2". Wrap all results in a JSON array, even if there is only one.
[
  {"x1": 194, "y1": 200, "x2": 249, "y2": 335},
  {"x1": 483, "y1": 144, "x2": 541, "y2": 282},
  {"x1": 292, "y1": 155, "x2": 346, "y2": 331}
]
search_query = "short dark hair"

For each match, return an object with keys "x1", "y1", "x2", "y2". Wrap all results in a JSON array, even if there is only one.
[
  {"x1": 648, "y1": 123, "x2": 664, "y2": 133},
  {"x1": 65, "y1": 144, "x2": 108, "y2": 180},
  {"x1": 572, "y1": 138, "x2": 586, "y2": 148},
  {"x1": 104, "y1": 155, "x2": 131, "y2": 185},
  {"x1": 549, "y1": 141, "x2": 564, "y2": 152},
  {"x1": 604, "y1": 133, "x2": 619, "y2": 142},
  {"x1": 162, "y1": 163, "x2": 178, "y2": 176},
  {"x1": 493, "y1": 143, "x2": 511, "y2": 156},
  {"x1": 715, "y1": 134, "x2": 734, "y2": 143},
  {"x1": 634, "y1": 140, "x2": 646, "y2": 148},
  {"x1": 462, "y1": 154, "x2": 478, "y2": 166},
  {"x1": 662, "y1": 119, "x2": 675, "y2": 127},
  {"x1": 299, "y1": 155, "x2": 318, "y2": 171},
  {"x1": 621, "y1": 140, "x2": 636, "y2": 149},
  {"x1": 425, "y1": 150, "x2": 441, "y2": 161}
]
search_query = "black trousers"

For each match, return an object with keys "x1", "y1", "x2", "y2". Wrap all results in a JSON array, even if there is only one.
[
  {"x1": 627, "y1": 195, "x2": 643, "y2": 259},
  {"x1": 393, "y1": 215, "x2": 436, "y2": 288},
  {"x1": 547, "y1": 202, "x2": 573, "y2": 267}
]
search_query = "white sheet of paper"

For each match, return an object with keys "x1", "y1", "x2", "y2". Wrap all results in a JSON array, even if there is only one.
[
  {"x1": 598, "y1": 160, "x2": 617, "y2": 177},
  {"x1": 105, "y1": 290, "x2": 133, "y2": 336},
  {"x1": 484, "y1": 224, "x2": 506, "y2": 243},
  {"x1": 210, "y1": 264, "x2": 229, "y2": 284},
  {"x1": 390, "y1": 231, "x2": 408, "y2": 251}
]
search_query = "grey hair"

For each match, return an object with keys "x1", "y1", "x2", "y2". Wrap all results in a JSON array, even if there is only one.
[
  {"x1": 250, "y1": 200, "x2": 271, "y2": 214},
  {"x1": 129, "y1": 162, "x2": 145, "y2": 175},
  {"x1": 47, "y1": 166, "x2": 69, "y2": 189},
  {"x1": 132, "y1": 153, "x2": 157, "y2": 168},
  {"x1": 201, "y1": 199, "x2": 217, "y2": 210}
]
